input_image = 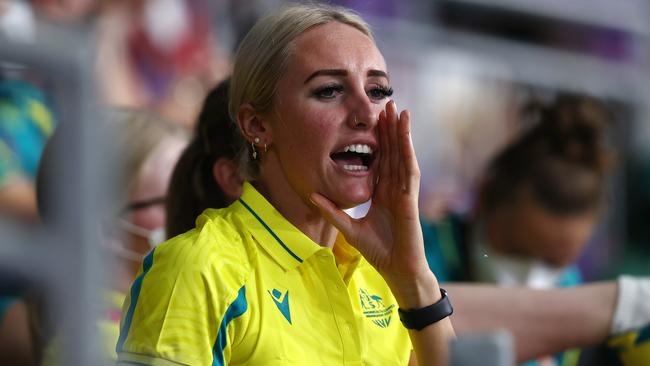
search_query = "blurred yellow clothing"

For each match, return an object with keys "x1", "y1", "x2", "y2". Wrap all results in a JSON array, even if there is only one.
[
  {"x1": 99, "y1": 291, "x2": 125, "y2": 360},
  {"x1": 40, "y1": 291, "x2": 125, "y2": 365},
  {"x1": 607, "y1": 326, "x2": 650, "y2": 365},
  {"x1": 116, "y1": 182, "x2": 411, "y2": 365}
]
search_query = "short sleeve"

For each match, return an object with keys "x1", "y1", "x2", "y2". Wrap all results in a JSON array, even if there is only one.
[{"x1": 116, "y1": 222, "x2": 250, "y2": 366}]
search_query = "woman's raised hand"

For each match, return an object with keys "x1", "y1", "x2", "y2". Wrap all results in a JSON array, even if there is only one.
[
  {"x1": 312, "y1": 98, "x2": 454, "y2": 366},
  {"x1": 310, "y1": 100, "x2": 435, "y2": 296}
]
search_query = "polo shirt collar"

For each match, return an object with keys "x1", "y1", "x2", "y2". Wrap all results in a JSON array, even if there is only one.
[
  {"x1": 235, "y1": 182, "x2": 322, "y2": 270},
  {"x1": 332, "y1": 233, "x2": 363, "y2": 283}
]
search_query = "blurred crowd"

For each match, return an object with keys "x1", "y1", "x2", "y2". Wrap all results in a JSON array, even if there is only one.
[{"x1": 1, "y1": 0, "x2": 649, "y2": 365}]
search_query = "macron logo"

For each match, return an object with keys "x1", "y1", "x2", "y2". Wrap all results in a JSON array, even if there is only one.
[{"x1": 269, "y1": 289, "x2": 292, "y2": 324}]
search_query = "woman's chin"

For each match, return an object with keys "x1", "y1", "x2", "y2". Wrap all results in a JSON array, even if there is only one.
[
  {"x1": 333, "y1": 188, "x2": 372, "y2": 210},
  {"x1": 317, "y1": 177, "x2": 373, "y2": 209}
]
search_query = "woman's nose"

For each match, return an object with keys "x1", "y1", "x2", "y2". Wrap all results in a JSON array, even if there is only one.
[{"x1": 346, "y1": 93, "x2": 380, "y2": 130}]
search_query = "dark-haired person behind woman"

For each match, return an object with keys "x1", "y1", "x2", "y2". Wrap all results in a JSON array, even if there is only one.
[{"x1": 165, "y1": 78, "x2": 244, "y2": 239}]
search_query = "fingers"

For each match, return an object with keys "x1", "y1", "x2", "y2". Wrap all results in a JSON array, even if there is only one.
[
  {"x1": 387, "y1": 101, "x2": 400, "y2": 190},
  {"x1": 397, "y1": 110, "x2": 408, "y2": 192},
  {"x1": 309, "y1": 192, "x2": 355, "y2": 237},
  {"x1": 397, "y1": 110, "x2": 420, "y2": 193},
  {"x1": 378, "y1": 109, "x2": 390, "y2": 190},
  {"x1": 377, "y1": 100, "x2": 419, "y2": 197}
]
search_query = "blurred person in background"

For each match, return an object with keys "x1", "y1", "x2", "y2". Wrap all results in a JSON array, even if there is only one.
[
  {"x1": 35, "y1": 109, "x2": 188, "y2": 364},
  {"x1": 423, "y1": 95, "x2": 616, "y2": 365},
  {"x1": 0, "y1": 0, "x2": 61, "y2": 221},
  {"x1": 0, "y1": 78, "x2": 54, "y2": 366},
  {"x1": 96, "y1": 0, "x2": 230, "y2": 127},
  {"x1": 0, "y1": 77, "x2": 55, "y2": 222},
  {"x1": 0, "y1": 11, "x2": 57, "y2": 359},
  {"x1": 424, "y1": 95, "x2": 611, "y2": 286},
  {"x1": 471, "y1": 95, "x2": 610, "y2": 288},
  {"x1": 4, "y1": 0, "x2": 230, "y2": 127}
]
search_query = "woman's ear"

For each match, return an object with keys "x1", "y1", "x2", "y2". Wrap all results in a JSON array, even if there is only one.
[
  {"x1": 237, "y1": 103, "x2": 273, "y2": 145},
  {"x1": 212, "y1": 157, "x2": 244, "y2": 204}
]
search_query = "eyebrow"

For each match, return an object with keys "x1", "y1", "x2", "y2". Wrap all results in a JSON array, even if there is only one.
[
  {"x1": 368, "y1": 70, "x2": 389, "y2": 80},
  {"x1": 304, "y1": 69, "x2": 389, "y2": 84}
]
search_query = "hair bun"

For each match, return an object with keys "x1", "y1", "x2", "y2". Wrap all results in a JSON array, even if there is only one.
[
  {"x1": 482, "y1": 94, "x2": 615, "y2": 215},
  {"x1": 532, "y1": 94, "x2": 612, "y2": 174}
]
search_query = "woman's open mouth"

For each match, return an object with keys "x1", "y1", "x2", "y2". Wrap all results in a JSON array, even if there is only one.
[{"x1": 330, "y1": 144, "x2": 375, "y2": 172}]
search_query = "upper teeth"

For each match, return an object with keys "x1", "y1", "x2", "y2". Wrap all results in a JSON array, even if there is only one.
[{"x1": 342, "y1": 144, "x2": 372, "y2": 154}]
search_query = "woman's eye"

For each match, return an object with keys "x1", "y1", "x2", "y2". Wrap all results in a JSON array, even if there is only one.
[
  {"x1": 312, "y1": 85, "x2": 344, "y2": 99},
  {"x1": 368, "y1": 86, "x2": 394, "y2": 100}
]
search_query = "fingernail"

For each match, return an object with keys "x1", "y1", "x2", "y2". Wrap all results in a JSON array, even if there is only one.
[
  {"x1": 308, "y1": 194, "x2": 317, "y2": 206},
  {"x1": 392, "y1": 100, "x2": 398, "y2": 111}
]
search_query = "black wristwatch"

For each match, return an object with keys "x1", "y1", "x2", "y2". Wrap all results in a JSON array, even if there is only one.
[{"x1": 398, "y1": 288, "x2": 453, "y2": 331}]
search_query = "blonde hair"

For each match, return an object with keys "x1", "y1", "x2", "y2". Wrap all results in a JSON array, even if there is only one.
[
  {"x1": 229, "y1": 3, "x2": 373, "y2": 180},
  {"x1": 36, "y1": 108, "x2": 189, "y2": 221},
  {"x1": 109, "y1": 109, "x2": 189, "y2": 209}
]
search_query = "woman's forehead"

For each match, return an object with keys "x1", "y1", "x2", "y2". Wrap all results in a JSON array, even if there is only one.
[{"x1": 286, "y1": 22, "x2": 387, "y2": 77}]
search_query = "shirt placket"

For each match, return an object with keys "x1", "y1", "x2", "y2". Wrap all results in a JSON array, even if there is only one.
[{"x1": 314, "y1": 250, "x2": 363, "y2": 365}]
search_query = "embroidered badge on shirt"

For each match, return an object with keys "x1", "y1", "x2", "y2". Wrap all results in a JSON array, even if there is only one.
[
  {"x1": 359, "y1": 288, "x2": 395, "y2": 328},
  {"x1": 269, "y1": 288, "x2": 292, "y2": 324}
]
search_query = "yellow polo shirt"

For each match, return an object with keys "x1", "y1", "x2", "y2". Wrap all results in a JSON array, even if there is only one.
[{"x1": 116, "y1": 182, "x2": 411, "y2": 365}]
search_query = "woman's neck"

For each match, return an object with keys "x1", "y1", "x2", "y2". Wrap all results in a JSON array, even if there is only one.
[{"x1": 254, "y1": 171, "x2": 338, "y2": 249}]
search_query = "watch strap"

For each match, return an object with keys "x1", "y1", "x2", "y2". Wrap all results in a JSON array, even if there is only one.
[{"x1": 398, "y1": 288, "x2": 453, "y2": 331}]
